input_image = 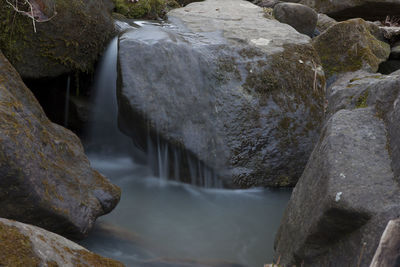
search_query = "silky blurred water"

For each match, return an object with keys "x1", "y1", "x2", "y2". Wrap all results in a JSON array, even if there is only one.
[{"x1": 81, "y1": 155, "x2": 291, "y2": 267}]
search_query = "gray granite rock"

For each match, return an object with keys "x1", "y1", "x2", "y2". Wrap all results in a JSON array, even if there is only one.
[{"x1": 117, "y1": 0, "x2": 326, "y2": 187}]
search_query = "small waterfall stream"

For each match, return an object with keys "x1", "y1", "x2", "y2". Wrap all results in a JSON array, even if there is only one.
[{"x1": 80, "y1": 22, "x2": 291, "y2": 267}]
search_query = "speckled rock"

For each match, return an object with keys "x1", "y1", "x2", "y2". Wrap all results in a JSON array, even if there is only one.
[
  {"x1": 298, "y1": 0, "x2": 400, "y2": 21},
  {"x1": 0, "y1": 51, "x2": 121, "y2": 238},
  {"x1": 0, "y1": 218, "x2": 124, "y2": 267},
  {"x1": 117, "y1": 0, "x2": 326, "y2": 188},
  {"x1": 275, "y1": 72, "x2": 400, "y2": 266},
  {"x1": 0, "y1": 0, "x2": 114, "y2": 79},
  {"x1": 313, "y1": 18, "x2": 390, "y2": 81},
  {"x1": 273, "y1": 3, "x2": 318, "y2": 37},
  {"x1": 316, "y1": 13, "x2": 337, "y2": 33}
]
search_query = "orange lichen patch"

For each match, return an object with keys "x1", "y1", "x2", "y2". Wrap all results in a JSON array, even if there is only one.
[
  {"x1": 73, "y1": 249, "x2": 125, "y2": 267},
  {"x1": 0, "y1": 222, "x2": 40, "y2": 266}
]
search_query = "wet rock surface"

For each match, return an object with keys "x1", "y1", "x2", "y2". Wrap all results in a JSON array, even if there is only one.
[
  {"x1": 117, "y1": 0, "x2": 326, "y2": 188},
  {"x1": 0, "y1": 51, "x2": 121, "y2": 239}
]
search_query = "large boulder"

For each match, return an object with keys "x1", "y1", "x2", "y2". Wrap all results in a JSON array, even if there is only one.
[
  {"x1": 274, "y1": 72, "x2": 400, "y2": 266},
  {"x1": 298, "y1": 0, "x2": 400, "y2": 21},
  {"x1": 0, "y1": 0, "x2": 114, "y2": 79},
  {"x1": 117, "y1": 0, "x2": 326, "y2": 188},
  {"x1": 0, "y1": 51, "x2": 121, "y2": 238},
  {"x1": 0, "y1": 218, "x2": 124, "y2": 266},
  {"x1": 273, "y1": 3, "x2": 318, "y2": 37},
  {"x1": 313, "y1": 18, "x2": 390, "y2": 81}
]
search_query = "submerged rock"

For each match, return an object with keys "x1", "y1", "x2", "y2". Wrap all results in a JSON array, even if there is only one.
[
  {"x1": 274, "y1": 72, "x2": 400, "y2": 266},
  {"x1": 313, "y1": 18, "x2": 390, "y2": 81},
  {"x1": 298, "y1": 0, "x2": 400, "y2": 21},
  {"x1": 0, "y1": 218, "x2": 124, "y2": 266},
  {"x1": 0, "y1": 51, "x2": 121, "y2": 238},
  {"x1": 117, "y1": 0, "x2": 325, "y2": 187},
  {"x1": 0, "y1": 0, "x2": 114, "y2": 79}
]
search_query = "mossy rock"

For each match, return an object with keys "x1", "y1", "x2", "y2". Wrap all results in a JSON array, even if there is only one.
[
  {"x1": 0, "y1": 0, "x2": 114, "y2": 79},
  {"x1": 112, "y1": 0, "x2": 183, "y2": 19},
  {"x1": 0, "y1": 218, "x2": 125, "y2": 266},
  {"x1": 313, "y1": 18, "x2": 390, "y2": 80},
  {"x1": 0, "y1": 51, "x2": 121, "y2": 238}
]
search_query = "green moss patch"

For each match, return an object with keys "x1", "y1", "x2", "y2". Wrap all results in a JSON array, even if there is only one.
[
  {"x1": 112, "y1": 0, "x2": 176, "y2": 19},
  {"x1": 313, "y1": 18, "x2": 390, "y2": 79},
  {"x1": 355, "y1": 90, "x2": 369, "y2": 108}
]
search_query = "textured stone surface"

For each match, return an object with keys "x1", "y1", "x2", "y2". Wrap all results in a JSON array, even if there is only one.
[
  {"x1": 0, "y1": 51, "x2": 120, "y2": 238},
  {"x1": 275, "y1": 72, "x2": 400, "y2": 266},
  {"x1": 0, "y1": 218, "x2": 124, "y2": 267},
  {"x1": 275, "y1": 108, "x2": 400, "y2": 266},
  {"x1": 316, "y1": 13, "x2": 337, "y2": 33},
  {"x1": 273, "y1": 3, "x2": 318, "y2": 37},
  {"x1": 313, "y1": 18, "x2": 390, "y2": 80},
  {"x1": 117, "y1": 0, "x2": 326, "y2": 188}
]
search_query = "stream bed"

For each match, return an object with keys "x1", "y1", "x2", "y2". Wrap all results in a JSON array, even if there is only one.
[{"x1": 78, "y1": 20, "x2": 292, "y2": 267}]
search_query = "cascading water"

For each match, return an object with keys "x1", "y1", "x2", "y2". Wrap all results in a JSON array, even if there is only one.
[{"x1": 80, "y1": 22, "x2": 292, "y2": 267}]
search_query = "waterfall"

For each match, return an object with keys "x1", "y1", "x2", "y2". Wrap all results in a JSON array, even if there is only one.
[
  {"x1": 85, "y1": 37, "x2": 138, "y2": 157},
  {"x1": 86, "y1": 32, "x2": 221, "y2": 187}
]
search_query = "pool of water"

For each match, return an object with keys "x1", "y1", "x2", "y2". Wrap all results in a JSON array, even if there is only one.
[{"x1": 80, "y1": 155, "x2": 291, "y2": 267}]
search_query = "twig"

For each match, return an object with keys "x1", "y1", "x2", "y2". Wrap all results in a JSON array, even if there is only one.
[
  {"x1": 5, "y1": 0, "x2": 57, "y2": 33},
  {"x1": 357, "y1": 242, "x2": 367, "y2": 267}
]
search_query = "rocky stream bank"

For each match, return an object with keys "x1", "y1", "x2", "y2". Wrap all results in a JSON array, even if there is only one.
[{"x1": 1, "y1": 0, "x2": 400, "y2": 266}]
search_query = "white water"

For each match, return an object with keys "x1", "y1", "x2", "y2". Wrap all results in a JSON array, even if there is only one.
[{"x1": 80, "y1": 23, "x2": 292, "y2": 267}]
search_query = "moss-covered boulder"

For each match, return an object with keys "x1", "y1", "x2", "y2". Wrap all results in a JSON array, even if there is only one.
[
  {"x1": 0, "y1": 51, "x2": 121, "y2": 238},
  {"x1": 313, "y1": 18, "x2": 390, "y2": 81},
  {"x1": 112, "y1": 0, "x2": 168, "y2": 19},
  {"x1": 0, "y1": 218, "x2": 125, "y2": 266},
  {"x1": 117, "y1": 0, "x2": 326, "y2": 188},
  {"x1": 0, "y1": 0, "x2": 114, "y2": 79}
]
